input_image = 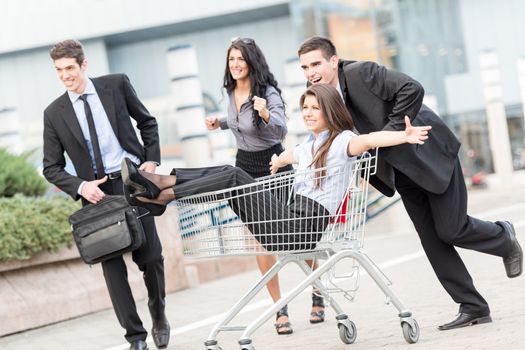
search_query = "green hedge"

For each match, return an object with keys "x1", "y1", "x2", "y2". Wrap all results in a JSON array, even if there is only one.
[
  {"x1": 0, "y1": 148, "x2": 48, "y2": 197},
  {"x1": 0, "y1": 195, "x2": 81, "y2": 262},
  {"x1": 0, "y1": 148, "x2": 81, "y2": 262}
]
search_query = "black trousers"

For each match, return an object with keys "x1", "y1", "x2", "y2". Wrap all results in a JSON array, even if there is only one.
[
  {"x1": 98, "y1": 177, "x2": 166, "y2": 343},
  {"x1": 394, "y1": 158, "x2": 513, "y2": 314},
  {"x1": 173, "y1": 165, "x2": 330, "y2": 251}
]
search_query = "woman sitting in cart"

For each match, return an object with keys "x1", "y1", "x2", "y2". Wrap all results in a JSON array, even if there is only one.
[{"x1": 121, "y1": 84, "x2": 431, "y2": 251}]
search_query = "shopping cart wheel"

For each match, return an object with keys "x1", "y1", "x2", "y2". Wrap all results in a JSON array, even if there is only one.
[
  {"x1": 239, "y1": 339, "x2": 255, "y2": 350},
  {"x1": 401, "y1": 319, "x2": 419, "y2": 344},
  {"x1": 338, "y1": 321, "x2": 357, "y2": 344},
  {"x1": 204, "y1": 339, "x2": 222, "y2": 350}
]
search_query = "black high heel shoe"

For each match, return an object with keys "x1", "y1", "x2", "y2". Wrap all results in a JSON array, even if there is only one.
[
  {"x1": 123, "y1": 183, "x2": 166, "y2": 216},
  {"x1": 121, "y1": 158, "x2": 161, "y2": 199}
]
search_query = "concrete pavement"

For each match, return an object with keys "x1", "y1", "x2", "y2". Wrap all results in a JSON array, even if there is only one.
[{"x1": 1, "y1": 181, "x2": 524, "y2": 350}]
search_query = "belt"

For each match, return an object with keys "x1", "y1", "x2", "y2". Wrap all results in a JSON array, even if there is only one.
[{"x1": 106, "y1": 171, "x2": 121, "y2": 180}]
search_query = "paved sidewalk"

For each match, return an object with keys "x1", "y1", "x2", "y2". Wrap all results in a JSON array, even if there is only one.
[{"x1": 1, "y1": 182, "x2": 525, "y2": 350}]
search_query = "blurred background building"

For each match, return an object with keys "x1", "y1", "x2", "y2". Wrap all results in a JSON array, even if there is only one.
[{"x1": 0, "y1": 0, "x2": 524, "y2": 182}]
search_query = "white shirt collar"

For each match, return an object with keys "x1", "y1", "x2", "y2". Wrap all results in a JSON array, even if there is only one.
[
  {"x1": 307, "y1": 129, "x2": 331, "y2": 142},
  {"x1": 67, "y1": 78, "x2": 96, "y2": 103},
  {"x1": 335, "y1": 83, "x2": 344, "y2": 100}
]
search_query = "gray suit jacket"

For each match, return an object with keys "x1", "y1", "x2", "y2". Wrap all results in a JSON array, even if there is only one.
[
  {"x1": 43, "y1": 74, "x2": 160, "y2": 199},
  {"x1": 337, "y1": 60, "x2": 461, "y2": 196}
]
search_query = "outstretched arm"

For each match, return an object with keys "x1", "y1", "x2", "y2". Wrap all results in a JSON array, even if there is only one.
[{"x1": 347, "y1": 116, "x2": 431, "y2": 156}]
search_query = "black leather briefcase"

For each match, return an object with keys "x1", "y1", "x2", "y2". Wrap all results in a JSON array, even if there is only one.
[{"x1": 69, "y1": 195, "x2": 146, "y2": 264}]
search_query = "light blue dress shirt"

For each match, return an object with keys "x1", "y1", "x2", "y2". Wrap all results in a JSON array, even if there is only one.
[
  {"x1": 68, "y1": 79, "x2": 140, "y2": 193},
  {"x1": 68, "y1": 78, "x2": 140, "y2": 173},
  {"x1": 292, "y1": 130, "x2": 357, "y2": 214}
]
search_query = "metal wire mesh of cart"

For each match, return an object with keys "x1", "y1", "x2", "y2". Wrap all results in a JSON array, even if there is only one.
[{"x1": 178, "y1": 153, "x2": 376, "y2": 258}]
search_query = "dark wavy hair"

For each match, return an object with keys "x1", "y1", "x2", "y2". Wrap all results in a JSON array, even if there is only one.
[
  {"x1": 223, "y1": 38, "x2": 284, "y2": 126},
  {"x1": 300, "y1": 84, "x2": 354, "y2": 187}
]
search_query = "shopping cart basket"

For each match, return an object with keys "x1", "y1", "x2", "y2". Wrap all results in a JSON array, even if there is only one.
[{"x1": 177, "y1": 152, "x2": 419, "y2": 349}]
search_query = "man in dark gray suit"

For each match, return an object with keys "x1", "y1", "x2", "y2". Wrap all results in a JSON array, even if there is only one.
[
  {"x1": 43, "y1": 39, "x2": 170, "y2": 350},
  {"x1": 297, "y1": 36, "x2": 522, "y2": 330}
]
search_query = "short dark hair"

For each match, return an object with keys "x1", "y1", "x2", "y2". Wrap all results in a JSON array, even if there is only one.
[
  {"x1": 297, "y1": 36, "x2": 337, "y2": 60},
  {"x1": 49, "y1": 39, "x2": 85, "y2": 66}
]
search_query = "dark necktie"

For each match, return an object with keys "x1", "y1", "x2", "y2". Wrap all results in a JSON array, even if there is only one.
[{"x1": 78, "y1": 94, "x2": 105, "y2": 179}]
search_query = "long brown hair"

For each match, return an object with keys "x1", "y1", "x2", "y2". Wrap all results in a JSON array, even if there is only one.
[{"x1": 300, "y1": 84, "x2": 354, "y2": 186}]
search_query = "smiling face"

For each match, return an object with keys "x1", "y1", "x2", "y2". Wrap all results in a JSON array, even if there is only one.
[
  {"x1": 299, "y1": 49, "x2": 339, "y2": 87},
  {"x1": 54, "y1": 57, "x2": 87, "y2": 94},
  {"x1": 228, "y1": 48, "x2": 250, "y2": 82},
  {"x1": 302, "y1": 94, "x2": 328, "y2": 137}
]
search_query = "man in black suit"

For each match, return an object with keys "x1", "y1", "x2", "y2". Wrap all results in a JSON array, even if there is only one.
[
  {"x1": 297, "y1": 36, "x2": 522, "y2": 330},
  {"x1": 43, "y1": 39, "x2": 170, "y2": 350}
]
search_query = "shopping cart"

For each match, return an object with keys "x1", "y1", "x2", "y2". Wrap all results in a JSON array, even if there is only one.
[{"x1": 177, "y1": 152, "x2": 419, "y2": 349}]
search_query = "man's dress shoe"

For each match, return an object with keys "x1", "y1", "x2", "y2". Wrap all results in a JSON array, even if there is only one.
[
  {"x1": 438, "y1": 312, "x2": 492, "y2": 331},
  {"x1": 152, "y1": 316, "x2": 170, "y2": 349},
  {"x1": 129, "y1": 340, "x2": 148, "y2": 350},
  {"x1": 498, "y1": 221, "x2": 523, "y2": 278}
]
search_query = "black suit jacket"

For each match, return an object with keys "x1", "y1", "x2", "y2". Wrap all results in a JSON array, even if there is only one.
[
  {"x1": 337, "y1": 60, "x2": 461, "y2": 196},
  {"x1": 43, "y1": 74, "x2": 160, "y2": 199}
]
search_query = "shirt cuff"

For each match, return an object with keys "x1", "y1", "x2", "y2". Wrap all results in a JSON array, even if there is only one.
[{"x1": 77, "y1": 181, "x2": 86, "y2": 196}]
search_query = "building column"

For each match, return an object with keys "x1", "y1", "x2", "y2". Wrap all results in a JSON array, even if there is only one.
[
  {"x1": 516, "y1": 57, "x2": 525, "y2": 171},
  {"x1": 166, "y1": 45, "x2": 211, "y2": 166},
  {"x1": 479, "y1": 50, "x2": 513, "y2": 184},
  {"x1": 517, "y1": 57, "x2": 525, "y2": 126}
]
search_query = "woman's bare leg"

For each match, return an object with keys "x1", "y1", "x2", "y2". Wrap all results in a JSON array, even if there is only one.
[
  {"x1": 256, "y1": 255, "x2": 282, "y2": 302},
  {"x1": 306, "y1": 259, "x2": 325, "y2": 322},
  {"x1": 256, "y1": 254, "x2": 292, "y2": 333}
]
